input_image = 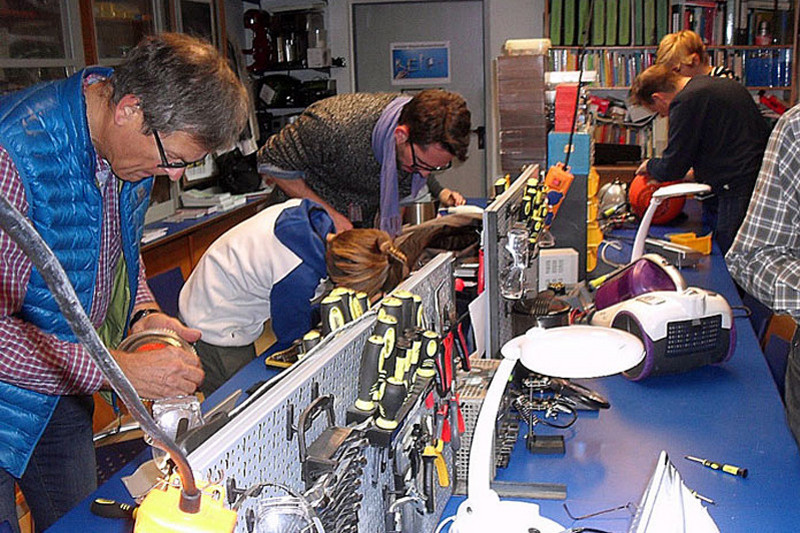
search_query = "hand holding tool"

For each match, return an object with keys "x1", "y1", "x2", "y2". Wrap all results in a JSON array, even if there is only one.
[{"x1": 685, "y1": 455, "x2": 748, "y2": 478}]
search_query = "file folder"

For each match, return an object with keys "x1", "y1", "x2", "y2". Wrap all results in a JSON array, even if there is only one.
[
  {"x1": 550, "y1": 0, "x2": 564, "y2": 45},
  {"x1": 564, "y1": 0, "x2": 577, "y2": 45},
  {"x1": 643, "y1": 0, "x2": 656, "y2": 45},
  {"x1": 618, "y1": 0, "x2": 632, "y2": 45},
  {"x1": 577, "y1": 0, "x2": 592, "y2": 44},
  {"x1": 592, "y1": 0, "x2": 606, "y2": 45},
  {"x1": 656, "y1": 0, "x2": 669, "y2": 42},
  {"x1": 606, "y1": 0, "x2": 619, "y2": 46},
  {"x1": 633, "y1": 0, "x2": 644, "y2": 45}
]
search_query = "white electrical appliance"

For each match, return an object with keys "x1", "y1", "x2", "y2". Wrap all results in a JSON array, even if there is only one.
[{"x1": 449, "y1": 325, "x2": 645, "y2": 533}]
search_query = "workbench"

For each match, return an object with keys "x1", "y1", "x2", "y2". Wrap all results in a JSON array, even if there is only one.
[
  {"x1": 51, "y1": 204, "x2": 800, "y2": 532},
  {"x1": 439, "y1": 217, "x2": 800, "y2": 531}
]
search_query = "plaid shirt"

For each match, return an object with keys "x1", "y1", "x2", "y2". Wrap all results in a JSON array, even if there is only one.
[
  {"x1": 0, "y1": 146, "x2": 155, "y2": 395},
  {"x1": 726, "y1": 104, "x2": 800, "y2": 317}
]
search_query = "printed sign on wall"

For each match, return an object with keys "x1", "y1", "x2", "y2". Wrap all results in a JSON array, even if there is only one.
[{"x1": 390, "y1": 41, "x2": 451, "y2": 85}]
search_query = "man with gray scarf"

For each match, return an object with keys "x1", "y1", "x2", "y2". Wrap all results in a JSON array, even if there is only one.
[{"x1": 257, "y1": 89, "x2": 472, "y2": 235}]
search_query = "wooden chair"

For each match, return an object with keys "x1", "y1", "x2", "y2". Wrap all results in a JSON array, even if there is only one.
[
  {"x1": 146, "y1": 266, "x2": 185, "y2": 318},
  {"x1": 760, "y1": 314, "x2": 797, "y2": 402},
  {"x1": 741, "y1": 290, "x2": 772, "y2": 342}
]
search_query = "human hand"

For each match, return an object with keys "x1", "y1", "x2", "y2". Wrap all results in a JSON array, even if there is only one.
[
  {"x1": 113, "y1": 345, "x2": 204, "y2": 399},
  {"x1": 131, "y1": 311, "x2": 202, "y2": 344},
  {"x1": 636, "y1": 159, "x2": 650, "y2": 176},
  {"x1": 331, "y1": 210, "x2": 354, "y2": 233},
  {"x1": 439, "y1": 188, "x2": 466, "y2": 207}
]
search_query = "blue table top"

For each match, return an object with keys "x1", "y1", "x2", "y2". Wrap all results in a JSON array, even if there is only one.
[
  {"x1": 51, "y1": 201, "x2": 800, "y2": 532},
  {"x1": 440, "y1": 208, "x2": 800, "y2": 531}
]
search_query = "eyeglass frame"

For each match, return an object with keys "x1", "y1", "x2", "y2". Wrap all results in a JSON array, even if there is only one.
[
  {"x1": 409, "y1": 142, "x2": 453, "y2": 173},
  {"x1": 152, "y1": 129, "x2": 205, "y2": 169}
]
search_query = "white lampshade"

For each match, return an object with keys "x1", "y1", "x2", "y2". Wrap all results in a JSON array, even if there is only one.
[{"x1": 502, "y1": 325, "x2": 645, "y2": 378}]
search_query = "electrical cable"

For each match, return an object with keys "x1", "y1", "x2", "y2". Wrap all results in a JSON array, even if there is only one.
[
  {"x1": 0, "y1": 194, "x2": 202, "y2": 510},
  {"x1": 563, "y1": 0, "x2": 596, "y2": 168}
]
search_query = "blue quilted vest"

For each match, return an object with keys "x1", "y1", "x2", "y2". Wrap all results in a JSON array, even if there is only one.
[{"x1": 0, "y1": 68, "x2": 153, "y2": 477}]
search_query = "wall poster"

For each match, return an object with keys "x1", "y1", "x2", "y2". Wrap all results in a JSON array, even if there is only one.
[{"x1": 390, "y1": 41, "x2": 451, "y2": 85}]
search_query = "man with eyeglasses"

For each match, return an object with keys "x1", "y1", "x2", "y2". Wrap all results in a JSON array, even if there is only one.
[
  {"x1": 257, "y1": 89, "x2": 472, "y2": 236},
  {"x1": 0, "y1": 33, "x2": 249, "y2": 530}
]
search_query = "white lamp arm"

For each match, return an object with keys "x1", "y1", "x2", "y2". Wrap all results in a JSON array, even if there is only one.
[
  {"x1": 467, "y1": 356, "x2": 518, "y2": 499},
  {"x1": 631, "y1": 197, "x2": 662, "y2": 261}
]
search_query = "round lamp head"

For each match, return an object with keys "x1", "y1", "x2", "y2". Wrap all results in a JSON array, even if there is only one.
[{"x1": 501, "y1": 325, "x2": 645, "y2": 378}]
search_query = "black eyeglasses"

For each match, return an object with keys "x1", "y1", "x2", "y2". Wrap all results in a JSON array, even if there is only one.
[
  {"x1": 152, "y1": 130, "x2": 203, "y2": 169},
  {"x1": 410, "y1": 143, "x2": 452, "y2": 172}
]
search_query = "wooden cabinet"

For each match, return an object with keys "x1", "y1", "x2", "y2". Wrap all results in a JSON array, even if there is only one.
[
  {"x1": 141, "y1": 197, "x2": 271, "y2": 280},
  {"x1": 595, "y1": 163, "x2": 639, "y2": 187}
]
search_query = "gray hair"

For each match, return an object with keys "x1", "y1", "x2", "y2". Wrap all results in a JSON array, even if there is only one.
[{"x1": 110, "y1": 32, "x2": 249, "y2": 152}]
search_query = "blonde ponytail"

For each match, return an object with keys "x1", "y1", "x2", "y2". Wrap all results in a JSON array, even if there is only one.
[{"x1": 326, "y1": 229, "x2": 409, "y2": 297}]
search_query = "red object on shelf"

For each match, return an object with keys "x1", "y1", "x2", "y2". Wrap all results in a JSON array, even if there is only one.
[
  {"x1": 554, "y1": 83, "x2": 579, "y2": 132},
  {"x1": 759, "y1": 91, "x2": 788, "y2": 115},
  {"x1": 629, "y1": 173, "x2": 686, "y2": 225}
]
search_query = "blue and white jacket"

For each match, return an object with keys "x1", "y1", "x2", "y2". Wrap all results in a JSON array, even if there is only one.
[{"x1": 179, "y1": 199, "x2": 334, "y2": 351}]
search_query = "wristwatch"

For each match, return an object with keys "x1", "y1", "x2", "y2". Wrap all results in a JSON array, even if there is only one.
[{"x1": 129, "y1": 307, "x2": 161, "y2": 328}]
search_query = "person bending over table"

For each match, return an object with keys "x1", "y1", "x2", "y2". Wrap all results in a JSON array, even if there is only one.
[
  {"x1": 630, "y1": 63, "x2": 769, "y2": 254},
  {"x1": 656, "y1": 29, "x2": 738, "y2": 79},
  {"x1": 257, "y1": 89, "x2": 472, "y2": 235},
  {"x1": 178, "y1": 198, "x2": 410, "y2": 396},
  {"x1": 0, "y1": 33, "x2": 249, "y2": 531},
  {"x1": 725, "y1": 104, "x2": 800, "y2": 448}
]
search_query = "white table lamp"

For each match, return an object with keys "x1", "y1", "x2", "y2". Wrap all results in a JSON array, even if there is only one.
[
  {"x1": 450, "y1": 325, "x2": 645, "y2": 533},
  {"x1": 630, "y1": 183, "x2": 711, "y2": 262}
]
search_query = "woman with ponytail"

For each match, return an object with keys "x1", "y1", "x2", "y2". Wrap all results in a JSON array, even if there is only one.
[{"x1": 178, "y1": 199, "x2": 410, "y2": 395}]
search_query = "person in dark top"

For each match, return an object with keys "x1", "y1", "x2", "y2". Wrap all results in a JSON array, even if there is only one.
[
  {"x1": 656, "y1": 30, "x2": 738, "y2": 80},
  {"x1": 630, "y1": 63, "x2": 770, "y2": 254}
]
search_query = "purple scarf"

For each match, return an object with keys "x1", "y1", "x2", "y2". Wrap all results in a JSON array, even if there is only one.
[{"x1": 372, "y1": 96, "x2": 426, "y2": 237}]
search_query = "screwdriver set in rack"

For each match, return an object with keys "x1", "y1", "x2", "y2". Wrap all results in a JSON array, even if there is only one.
[{"x1": 186, "y1": 253, "x2": 459, "y2": 533}]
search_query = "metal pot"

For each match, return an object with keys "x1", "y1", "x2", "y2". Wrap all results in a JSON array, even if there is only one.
[{"x1": 404, "y1": 202, "x2": 436, "y2": 225}]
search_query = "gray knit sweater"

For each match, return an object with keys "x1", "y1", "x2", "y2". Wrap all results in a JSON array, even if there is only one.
[{"x1": 257, "y1": 92, "x2": 442, "y2": 227}]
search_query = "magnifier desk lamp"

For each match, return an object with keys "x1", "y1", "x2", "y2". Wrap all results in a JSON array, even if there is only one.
[
  {"x1": 630, "y1": 182, "x2": 712, "y2": 262},
  {"x1": 450, "y1": 325, "x2": 645, "y2": 533}
]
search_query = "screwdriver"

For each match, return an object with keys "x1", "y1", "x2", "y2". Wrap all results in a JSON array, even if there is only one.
[
  {"x1": 684, "y1": 455, "x2": 748, "y2": 478},
  {"x1": 90, "y1": 498, "x2": 138, "y2": 520}
]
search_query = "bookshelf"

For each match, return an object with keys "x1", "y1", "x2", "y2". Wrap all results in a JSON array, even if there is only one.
[
  {"x1": 549, "y1": 44, "x2": 793, "y2": 89},
  {"x1": 545, "y1": 1, "x2": 797, "y2": 91}
]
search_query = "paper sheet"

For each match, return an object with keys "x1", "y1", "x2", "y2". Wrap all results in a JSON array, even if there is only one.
[{"x1": 468, "y1": 290, "x2": 487, "y2": 357}]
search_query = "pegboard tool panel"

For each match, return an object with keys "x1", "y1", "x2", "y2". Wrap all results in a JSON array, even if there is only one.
[
  {"x1": 188, "y1": 253, "x2": 455, "y2": 532},
  {"x1": 484, "y1": 165, "x2": 539, "y2": 358}
]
